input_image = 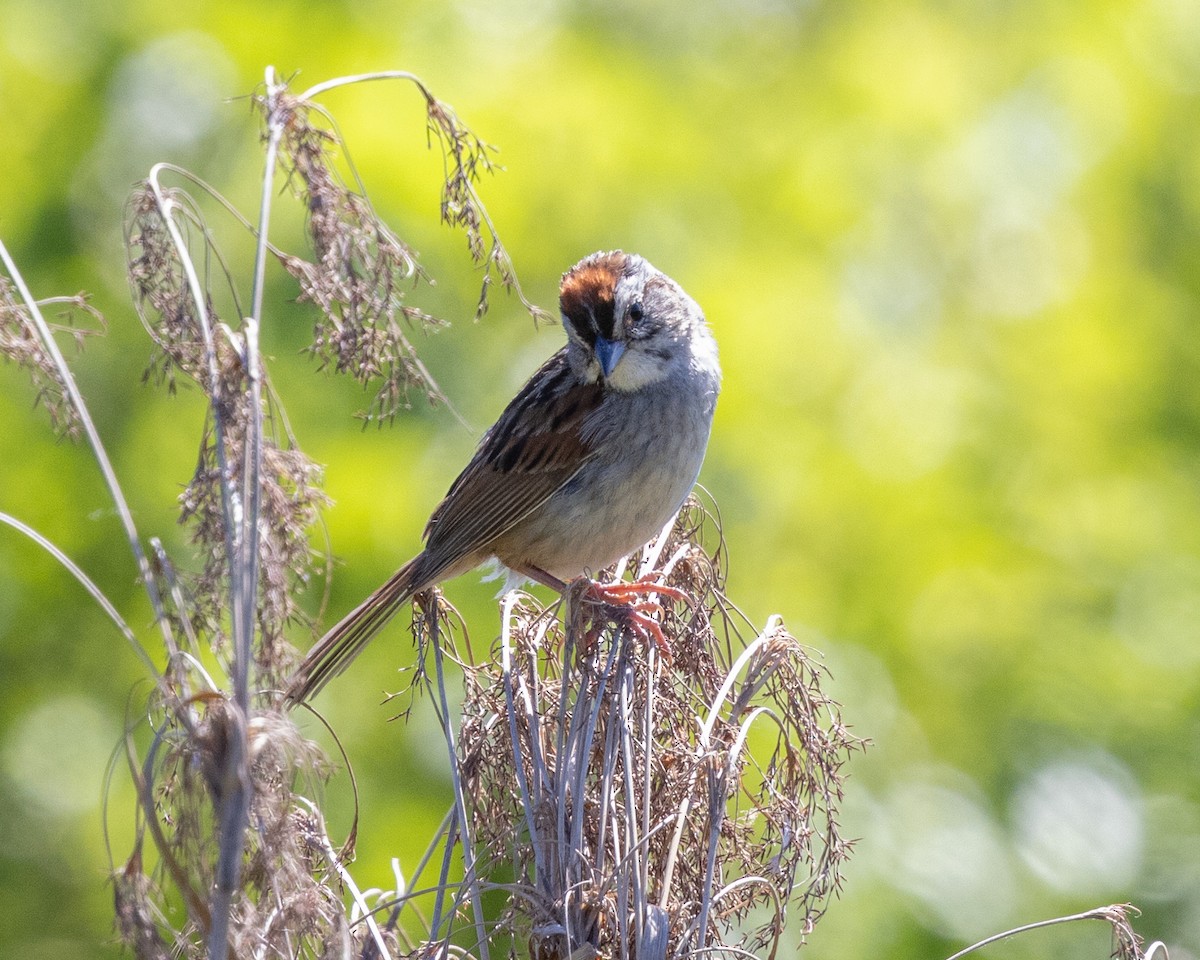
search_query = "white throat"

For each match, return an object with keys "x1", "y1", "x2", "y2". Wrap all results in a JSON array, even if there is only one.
[{"x1": 602, "y1": 348, "x2": 672, "y2": 392}]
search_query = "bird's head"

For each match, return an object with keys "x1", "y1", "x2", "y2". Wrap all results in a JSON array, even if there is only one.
[{"x1": 559, "y1": 250, "x2": 706, "y2": 392}]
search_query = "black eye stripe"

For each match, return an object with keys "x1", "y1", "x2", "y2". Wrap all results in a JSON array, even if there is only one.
[
  {"x1": 562, "y1": 311, "x2": 596, "y2": 346},
  {"x1": 592, "y1": 298, "x2": 617, "y2": 340}
]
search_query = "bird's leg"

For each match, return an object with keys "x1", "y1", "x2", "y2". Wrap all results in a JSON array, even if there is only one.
[
  {"x1": 511, "y1": 565, "x2": 605, "y2": 657},
  {"x1": 512, "y1": 564, "x2": 569, "y2": 593}
]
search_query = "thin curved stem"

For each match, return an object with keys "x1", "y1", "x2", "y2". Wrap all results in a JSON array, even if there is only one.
[
  {"x1": 298, "y1": 70, "x2": 428, "y2": 103},
  {"x1": 0, "y1": 238, "x2": 172, "y2": 650},
  {"x1": 0, "y1": 511, "x2": 156, "y2": 675}
]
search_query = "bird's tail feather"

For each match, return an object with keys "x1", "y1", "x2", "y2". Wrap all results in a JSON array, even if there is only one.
[{"x1": 285, "y1": 556, "x2": 426, "y2": 704}]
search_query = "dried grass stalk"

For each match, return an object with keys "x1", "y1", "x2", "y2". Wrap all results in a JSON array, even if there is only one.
[{"x1": 125, "y1": 179, "x2": 329, "y2": 679}]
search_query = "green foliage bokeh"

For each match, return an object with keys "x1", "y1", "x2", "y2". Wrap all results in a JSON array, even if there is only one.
[{"x1": 2, "y1": 1, "x2": 1199, "y2": 958}]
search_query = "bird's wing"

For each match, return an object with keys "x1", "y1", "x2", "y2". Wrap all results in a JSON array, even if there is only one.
[{"x1": 422, "y1": 347, "x2": 605, "y2": 563}]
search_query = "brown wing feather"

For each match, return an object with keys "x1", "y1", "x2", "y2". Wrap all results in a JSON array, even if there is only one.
[
  {"x1": 422, "y1": 347, "x2": 604, "y2": 564},
  {"x1": 284, "y1": 348, "x2": 604, "y2": 706}
]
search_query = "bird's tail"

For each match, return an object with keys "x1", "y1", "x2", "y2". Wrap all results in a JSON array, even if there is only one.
[{"x1": 285, "y1": 556, "x2": 426, "y2": 704}]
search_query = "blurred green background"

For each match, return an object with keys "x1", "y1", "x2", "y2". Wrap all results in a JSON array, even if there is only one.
[{"x1": 2, "y1": 0, "x2": 1199, "y2": 957}]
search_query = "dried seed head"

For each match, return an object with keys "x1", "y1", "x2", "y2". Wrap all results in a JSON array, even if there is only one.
[
  {"x1": 125, "y1": 184, "x2": 216, "y2": 393},
  {"x1": 116, "y1": 695, "x2": 347, "y2": 960},
  {"x1": 451, "y1": 494, "x2": 861, "y2": 959},
  {"x1": 266, "y1": 93, "x2": 451, "y2": 425},
  {"x1": 0, "y1": 277, "x2": 103, "y2": 439}
]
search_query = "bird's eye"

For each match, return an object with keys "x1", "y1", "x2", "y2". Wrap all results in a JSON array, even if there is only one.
[{"x1": 629, "y1": 303, "x2": 644, "y2": 323}]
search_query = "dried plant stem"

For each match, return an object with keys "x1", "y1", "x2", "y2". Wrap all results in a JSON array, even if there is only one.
[
  {"x1": 693, "y1": 703, "x2": 773, "y2": 958},
  {"x1": 297, "y1": 70, "x2": 428, "y2": 102},
  {"x1": 0, "y1": 511, "x2": 152, "y2": 673},
  {"x1": 500, "y1": 593, "x2": 548, "y2": 883},
  {"x1": 376, "y1": 807, "x2": 456, "y2": 944},
  {"x1": 148, "y1": 538, "x2": 195, "y2": 683},
  {"x1": 618, "y1": 652, "x2": 653, "y2": 954},
  {"x1": 0, "y1": 238, "x2": 168, "y2": 661},
  {"x1": 658, "y1": 625, "x2": 773, "y2": 911},
  {"x1": 201, "y1": 66, "x2": 291, "y2": 960},
  {"x1": 426, "y1": 596, "x2": 491, "y2": 960},
  {"x1": 298, "y1": 798, "x2": 393, "y2": 960},
  {"x1": 143, "y1": 166, "x2": 237, "y2": 583},
  {"x1": 943, "y1": 905, "x2": 1158, "y2": 960}
]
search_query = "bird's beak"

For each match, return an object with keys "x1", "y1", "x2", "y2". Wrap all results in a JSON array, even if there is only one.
[{"x1": 595, "y1": 337, "x2": 626, "y2": 379}]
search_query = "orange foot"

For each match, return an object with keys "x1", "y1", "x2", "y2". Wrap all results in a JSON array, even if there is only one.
[{"x1": 583, "y1": 574, "x2": 691, "y2": 662}]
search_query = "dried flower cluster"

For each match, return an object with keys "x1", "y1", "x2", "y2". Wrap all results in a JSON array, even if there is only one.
[
  {"x1": 115, "y1": 697, "x2": 347, "y2": 959},
  {"x1": 449, "y1": 495, "x2": 859, "y2": 960},
  {"x1": 421, "y1": 90, "x2": 549, "y2": 325},
  {"x1": 264, "y1": 79, "x2": 550, "y2": 426},
  {"x1": 269, "y1": 93, "x2": 446, "y2": 424},
  {"x1": 0, "y1": 276, "x2": 102, "y2": 439},
  {"x1": 126, "y1": 185, "x2": 329, "y2": 677}
]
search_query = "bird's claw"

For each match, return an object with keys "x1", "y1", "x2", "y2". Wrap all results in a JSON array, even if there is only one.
[{"x1": 582, "y1": 574, "x2": 686, "y2": 662}]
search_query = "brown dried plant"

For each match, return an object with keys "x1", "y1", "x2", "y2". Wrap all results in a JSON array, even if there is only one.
[
  {"x1": 125, "y1": 179, "x2": 329, "y2": 677},
  {"x1": 266, "y1": 72, "x2": 551, "y2": 426},
  {"x1": 0, "y1": 276, "x2": 104, "y2": 439},
  {"x1": 438, "y1": 494, "x2": 859, "y2": 960}
]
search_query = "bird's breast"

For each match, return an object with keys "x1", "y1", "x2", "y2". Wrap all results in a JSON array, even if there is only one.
[{"x1": 492, "y1": 364, "x2": 717, "y2": 579}]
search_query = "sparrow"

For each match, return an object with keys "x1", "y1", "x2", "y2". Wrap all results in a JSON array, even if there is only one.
[{"x1": 285, "y1": 250, "x2": 720, "y2": 703}]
